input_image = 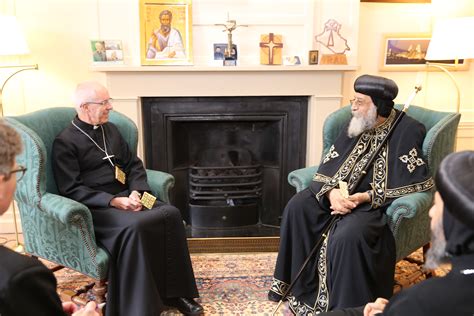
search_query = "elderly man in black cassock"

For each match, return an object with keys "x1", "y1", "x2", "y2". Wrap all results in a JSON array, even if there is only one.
[
  {"x1": 322, "y1": 151, "x2": 474, "y2": 316},
  {"x1": 52, "y1": 81, "x2": 203, "y2": 316},
  {"x1": 268, "y1": 75, "x2": 434, "y2": 314}
]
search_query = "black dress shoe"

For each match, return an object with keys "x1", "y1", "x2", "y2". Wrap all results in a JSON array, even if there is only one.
[
  {"x1": 268, "y1": 290, "x2": 282, "y2": 302},
  {"x1": 165, "y1": 297, "x2": 204, "y2": 315}
]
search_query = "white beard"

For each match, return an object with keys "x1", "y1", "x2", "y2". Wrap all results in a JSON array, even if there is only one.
[
  {"x1": 424, "y1": 218, "x2": 448, "y2": 270},
  {"x1": 347, "y1": 105, "x2": 378, "y2": 138}
]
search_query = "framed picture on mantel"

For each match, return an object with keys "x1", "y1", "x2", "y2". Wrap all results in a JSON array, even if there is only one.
[{"x1": 139, "y1": 0, "x2": 193, "y2": 65}]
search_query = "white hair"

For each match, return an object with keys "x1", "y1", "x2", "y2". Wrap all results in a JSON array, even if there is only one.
[
  {"x1": 347, "y1": 103, "x2": 377, "y2": 138},
  {"x1": 72, "y1": 81, "x2": 107, "y2": 112}
]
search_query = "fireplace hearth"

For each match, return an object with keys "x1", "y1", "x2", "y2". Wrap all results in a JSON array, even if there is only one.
[{"x1": 142, "y1": 96, "x2": 307, "y2": 236}]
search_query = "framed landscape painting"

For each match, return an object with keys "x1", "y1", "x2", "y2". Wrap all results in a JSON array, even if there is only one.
[
  {"x1": 380, "y1": 33, "x2": 468, "y2": 71},
  {"x1": 139, "y1": 0, "x2": 193, "y2": 65}
]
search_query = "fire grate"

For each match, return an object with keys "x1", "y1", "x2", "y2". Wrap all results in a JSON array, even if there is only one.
[{"x1": 189, "y1": 165, "x2": 262, "y2": 228}]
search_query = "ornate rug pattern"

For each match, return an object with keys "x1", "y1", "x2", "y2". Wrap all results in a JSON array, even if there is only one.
[{"x1": 48, "y1": 249, "x2": 449, "y2": 315}]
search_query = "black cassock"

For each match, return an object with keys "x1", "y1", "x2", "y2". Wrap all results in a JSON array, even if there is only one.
[
  {"x1": 270, "y1": 110, "x2": 434, "y2": 314},
  {"x1": 52, "y1": 116, "x2": 198, "y2": 316},
  {"x1": 382, "y1": 254, "x2": 474, "y2": 316}
]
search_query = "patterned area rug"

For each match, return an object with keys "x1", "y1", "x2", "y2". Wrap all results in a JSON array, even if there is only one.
[{"x1": 48, "y1": 249, "x2": 450, "y2": 315}]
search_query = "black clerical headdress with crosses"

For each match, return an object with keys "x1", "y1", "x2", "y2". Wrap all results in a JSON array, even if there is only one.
[
  {"x1": 354, "y1": 74, "x2": 398, "y2": 118},
  {"x1": 436, "y1": 151, "x2": 474, "y2": 256}
]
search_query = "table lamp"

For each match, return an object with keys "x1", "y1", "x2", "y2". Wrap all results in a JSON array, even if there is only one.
[
  {"x1": 425, "y1": 16, "x2": 474, "y2": 113},
  {"x1": 0, "y1": 15, "x2": 38, "y2": 253}
]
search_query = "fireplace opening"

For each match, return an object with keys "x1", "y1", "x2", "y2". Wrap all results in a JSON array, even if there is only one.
[
  {"x1": 189, "y1": 143, "x2": 262, "y2": 228},
  {"x1": 141, "y1": 96, "x2": 307, "y2": 237}
]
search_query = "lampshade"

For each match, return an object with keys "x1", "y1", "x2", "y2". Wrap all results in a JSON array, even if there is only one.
[
  {"x1": 0, "y1": 16, "x2": 30, "y2": 56},
  {"x1": 425, "y1": 17, "x2": 474, "y2": 61}
]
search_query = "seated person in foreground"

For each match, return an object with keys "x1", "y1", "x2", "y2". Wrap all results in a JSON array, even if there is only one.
[
  {"x1": 268, "y1": 75, "x2": 434, "y2": 314},
  {"x1": 52, "y1": 81, "x2": 203, "y2": 316},
  {"x1": 0, "y1": 121, "x2": 98, "y2": 316},
  {"x1": 322, "y1": 150, "x2": 474, "y2": 316}
]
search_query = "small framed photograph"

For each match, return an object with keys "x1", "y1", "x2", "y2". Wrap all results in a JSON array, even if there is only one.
[
  {"x1": 380, "y1": 33, "x2": 469, "y2": 71},
  {"x1": 309, "y1": 50, "x2": 319, "y2": 65},
  {"x1": 91, "y1": 40, "x2": 124, "y2": 64},
  {"x1": 223, "y1": 59, "x2": 237, "y2": 66},
  {"x1": 139, "y1": 0, "x2": 193, "y2": 65},
  {"x1": 283, "y1": 56, "x2": 302, "y2": 66},
  {"x1": 213, "y1": 43, "x2": 237, "y2": 61}
]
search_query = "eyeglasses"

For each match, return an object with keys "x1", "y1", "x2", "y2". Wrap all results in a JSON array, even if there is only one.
[
  {"x1": 350, "y1": 98, "x2": 371, "y2": 107},
  {"x1": 8, "y1": 165, "x2": 27, "y2": 181},
  {"x1": 82, "y1": 98, "x2": 113, "y2": 107}
]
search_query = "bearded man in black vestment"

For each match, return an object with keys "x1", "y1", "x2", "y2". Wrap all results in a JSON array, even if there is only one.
[
  {"x1": 321, "y1": 151, "x2": 474, "y2": 316},
  {"x1": 268, "y1": 75, "x2": 434, "y2": 315},
  {"x1": 52, "y1": 81, "x2": 204, "y2": 316}
]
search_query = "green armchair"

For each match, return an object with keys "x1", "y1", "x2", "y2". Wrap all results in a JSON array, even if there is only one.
[
  {"x1": 5, "y1": 107, "x2": 174, "y2": 301},
  {"x1": 288, "y1": 104, "x2": 460, "y2": 261}
]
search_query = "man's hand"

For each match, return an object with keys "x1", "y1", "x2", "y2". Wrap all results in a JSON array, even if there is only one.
[
  {"x1": 327, "y1": 189, "x2": 357, "y2": 215},
  {"x1": 363, "y1": 297, "x2": 388, "y2": 316},
  {"x1": 63, "y1": 301, "x2": 100, "y2": 316},
  {"x1": 327, "y1": 189, "x2": 370, "y2": 215},
  {"x1": 62, "y1": 302, "x2": 79, "y2": 315},
  {"x1": 110, "y1": 196, "x2": 142, "y2": 212},
  {"x1": 129, "y1": 190, "x2": 142, "y2": 203},
  {"x1": 348, "y1": 192, "x2": 371, "y2": 206}
]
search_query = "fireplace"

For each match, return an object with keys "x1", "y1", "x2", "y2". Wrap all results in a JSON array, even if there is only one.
[
  {"x1": 189, "y1": 163, "x2": 262, "y2": 228},
  {"x1": 141, "y1": 96, "x2": 307, "y2": 231}
]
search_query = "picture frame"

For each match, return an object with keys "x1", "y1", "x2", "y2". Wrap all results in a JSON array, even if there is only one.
[
  {"x1": 90, "y1": 40, "x2": 124, "y2": 64},
  {"x1": 283, "y1": 56, "x2": 302, "y2": 66},
  {"x1": 308, "y1": 50, "x2": 319, "y2": 65},
  {"x1": 213, "y1": 43, "x2": 237, "y2": 61},
  {"x1": 139, "y1": 0, "x2": 193, "y2": 65},
  {"x1": 380, "y1": 33, "x2": 469, "y2": 71},
  {"x1": 223, "y1": 59, "x2": 237, "y2": 66}
]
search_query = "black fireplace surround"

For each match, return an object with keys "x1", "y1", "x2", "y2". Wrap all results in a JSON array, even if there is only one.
[{"x1": 141, "y1": 96, "x2": 308, "y2": 230}]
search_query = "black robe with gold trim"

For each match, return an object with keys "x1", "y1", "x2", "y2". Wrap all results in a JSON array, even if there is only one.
[
  {"x1": 52, "y1": 116, "x2": 199, "y2": 316},
  {"x1": 270, "y1": 110, "x2": 434, "y2": 314}
]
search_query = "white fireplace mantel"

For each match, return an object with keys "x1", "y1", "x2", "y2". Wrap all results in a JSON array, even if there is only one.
[{"x1": 93, "y1": 65, "x2": 358, "y2": 166}]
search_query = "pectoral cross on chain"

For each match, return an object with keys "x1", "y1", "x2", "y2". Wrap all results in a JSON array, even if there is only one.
[{"x1": 102, "y1": 154, "x2": 115, "y2": 160}]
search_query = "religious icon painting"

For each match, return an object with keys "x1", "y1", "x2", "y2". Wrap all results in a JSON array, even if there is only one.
[
  {"x1": 259, "y1": 33, "x2": 283, "y2": 65},
  {"x1": 309, "y1": 50, "x2": 319, "y2": 65},
  {"x1": 139, "y1": 0, "x2": 193, "y2": 65}
]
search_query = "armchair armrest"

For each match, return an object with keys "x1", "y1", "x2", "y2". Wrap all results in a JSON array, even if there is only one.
[
  {"x1": 385, "y1": 191, "x2": 434, "y2": 235},
  {"x1": 288, "y1": 165, "x2": 319, "y2": 192},
  {"x1": 39, "y1": 193, "x2": 95, "y2": 232},
  {"x1": 146, "y1": 169, "x2": 175, "y2": 203}
]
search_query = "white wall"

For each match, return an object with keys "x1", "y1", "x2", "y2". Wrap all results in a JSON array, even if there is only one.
[
  {"x1": 342, "y1": 0, "x2": 474, "y2": 151},
  {"x1": 0, "y1": 0, "x2": 360, "y2": 116},
  {"x1": 1, "y1": 0, "x2": 472, "y2": 122},
  {"x1": 0, "y1": 0, "x2": 360, "y2": 233},
  {"x1": 0, "y1": 0, "x2": 472, "y2": 233}
]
